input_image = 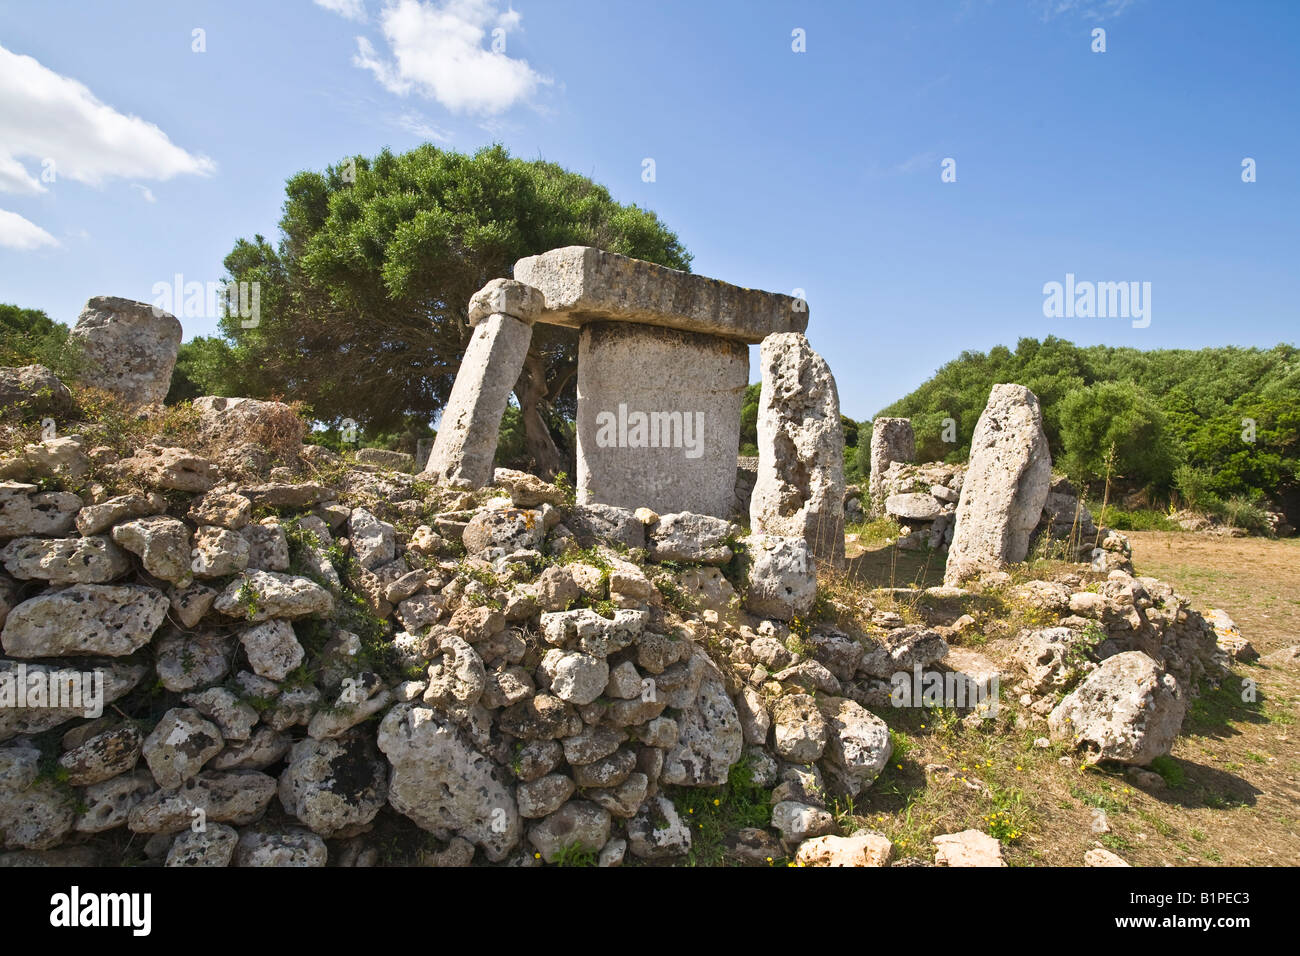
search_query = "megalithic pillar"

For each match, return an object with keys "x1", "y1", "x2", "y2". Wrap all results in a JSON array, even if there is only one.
[{"x1": 422, "y1": 279, "x2": 544, "y2": 488}]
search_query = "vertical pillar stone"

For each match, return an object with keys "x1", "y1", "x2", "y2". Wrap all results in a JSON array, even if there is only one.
[
  {"x1": 575, "y1": 321, "x2": 748, "y2": 518},
  {"x1": 750, "y1": 332, "x2": 845, "y2": 563},
  {"x1": 868, "y1": 418, "x2": 915, "y2": 517},
  {"x1": 422, "y1": 279, "x2": 543, "y2": 488},
  {"x1": 944, "y1": 383, "x2": 1053, "y2": 586}
]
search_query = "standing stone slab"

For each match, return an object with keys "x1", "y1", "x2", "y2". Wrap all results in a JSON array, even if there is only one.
[
  {"x1": 71, "y1": 297, "x2": 182, "y2": 405},
  {"x1": 868, "y1": 418, "x2": 915, "y2": 517},
  {"x1": 576, "y1": 321, "x2": 747, "y2": 518},
  {"x1": 750, "y1": 333, "x2": 845, "y2": 562},
  {"x1": 422, "y1": 280, "x2": 542, "y2": 488},
  {"x1": 944, "y1": 384, "x2": 1052, "y2": 585},
  {"x1": 513, "y1": 246, "x2": 807, "y2": 344}
]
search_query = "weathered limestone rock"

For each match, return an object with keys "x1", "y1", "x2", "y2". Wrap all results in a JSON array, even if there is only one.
[
  {"x1": 661, "y1": 651, "x2": 743, "y2": 786},
  {"x1": 141, "y1": 708, "x2": 224, "y2": 788},
  {"x1": 240, "y1": 620, "x2": 305, "y2": 681},
  {"x1": 76, "y1": 770, "x2": 156, "y2": 833},
  {"x1": 576, "y1": 321, "x2": 748, "y2": 518},
  {"x1": 771, "y1": 800, "x2": 835, "y2": 843},
  {"x1": 468, "y1": 277, "x2": 545, "y2": 326},
  {"x1": 772, "y1": 694, "x2": 828, "y2": 762},
  {"x1": 528, "y1": 800, "x2": 611, "y2": 863},
  {"x1": 816, "y1": 696, "x2": 892, "y2": 796},
  {"x1": 154, "y1": 630, "x2": 233, "y2": 692},
  {"x1": 796, "y1": 832, "x2": 893, "y2": 867},
  {"x1": 1, "y1": 584, "x2": 168, "y2": 657},
  {"x1": 166, "y1": 823, "x2": 238, "y2": 867},
  {"x1": 213, "y1": 570, "x2": 333, "y2": 621},
  {"x1": 129, "y1": 770, "x2": 276, "y2": 832},
  {"x1": 885, "y1": 492, "x2": 943, "y2": 522},
  {"x1": 0, "y1": 661, "x2": 146, "y2": 741},
  {"x1": 626, "y1": 794, "x2": 692, "y2": 860},
  {"x1": 1048, "y1": 651, "x2": 1186, "y2": 766},
  {"x1": 513, "y1": 246, "x2": 807, "y2": 342},
  {"x1": 235, "y1": 828, "x2": 327, "y2": 867},
  {"x1": 540, "y1": 648, "x2": 608, "y2": 706},
  {"x1": 278, "y1": 733, "x2": 388, "y2": 838},
  {"x1": 0, "y1": 365, "x2": 75, "y2": 419},
  {"x1": 422, "y1": 280, "x2": 542, "y2": 488},
  {"x1": 933, "y1": 829, "x2": 1006, "y2": 867},
  {"x1": 648, "y1": 512, "x2": 736, "y2": 564},
  {"x1": 378, "y1": 703, "x2": 521, "y2": 861},
  {"x1": 0, "y1": 482, "x2": 81, "y2": 538},
  {"x1": 0, "y1": 535, "x2": 130, "y2": 584},
  {"x1": 119, "y1": 445, "x2": 219, "y2": 492},
  {"x1": 750, "y1": 332, "x2": 845, "y2": 562},
  {"x1": 58, "y1": 724, "x2": 143, "y2": 785},
  {"x1": 71, "y1": 296, "x2": 182, "y2": 405},
  {"x1": 0, "y1": 745, "x2": 77, "y2": 849},
  {"x1": 78, "y1": 492, "x2": 167, "y2": 536},
  {"x1": 868, "y1": 418, "x2": 915, "y2": 517},
  {"x1": 740, "y1": 533, "x2": 816, "y2": 622},
  {"x1": 111, "y1": 515, "x2": 193, "y2": 586},
  {"x1": 347, "y1": 508, "x2": 396, "y2": 569},
  {"x1": 944, "y1": 384, "x2": 1052, "y2": 585}
]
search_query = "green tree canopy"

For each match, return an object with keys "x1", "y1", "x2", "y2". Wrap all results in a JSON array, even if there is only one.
[
  {"x1": 213, "y1": 143, "x2": 691, "y2": 474},
  {"x1": 0, "y1": 304, "x2": 83, "y2": 379},
  {"x1": 875, "y1": 336, "x2": 1300, "y2": 505}
]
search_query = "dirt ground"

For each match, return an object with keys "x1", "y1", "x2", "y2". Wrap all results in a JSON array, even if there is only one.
[{"x1": 827, "y1": 530, "x2": 1300, "y2": 867}]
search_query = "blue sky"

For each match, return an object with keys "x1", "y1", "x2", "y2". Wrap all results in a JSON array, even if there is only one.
[{"x1": 1, "y1": 0, "x2": 1297, "y2": 419}]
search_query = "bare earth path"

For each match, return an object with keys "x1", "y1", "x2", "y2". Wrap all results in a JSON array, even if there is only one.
[{"x1": 1122, "y1": 532, "x2": 1300, "y2": 865}]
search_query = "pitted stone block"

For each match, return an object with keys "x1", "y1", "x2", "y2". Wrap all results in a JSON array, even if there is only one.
[{"x1": 575, "y1": 321, "x2": 747, "y2": 518}]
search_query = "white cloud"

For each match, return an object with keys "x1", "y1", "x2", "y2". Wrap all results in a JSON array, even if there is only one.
[
  {"x1": 131, "y1": 184, "x2": 157, "y2": 203},
  {"x1": 394, "y1": 111, "x2": 452, "y2": 141},
  {"x1": 353, "y1": 0, "x2": 549, "y2": 115},
  {"x1": 0, "y1": 208, "x2": 59, "y2": 250},
  {"x1": 314, "y1": 0, "x2": 368, "y2": 21},
  {"x1": 1036, "y1": 0, "x2": 1138, "y2": 21},
  {"x1": 0, "y1": 43, "x2": 216, "y2": 196}
]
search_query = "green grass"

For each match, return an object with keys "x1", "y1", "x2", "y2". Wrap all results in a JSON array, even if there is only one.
[
  {"x1": 666, "y1": 757, "x2": 775, "y2": 866},
  {"x1": 1095, "y1": 505, "x2": 1182, "y2": 532}
]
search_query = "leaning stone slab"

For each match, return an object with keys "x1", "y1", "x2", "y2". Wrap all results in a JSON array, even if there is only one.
[
  {"x1": 513, "y1": 246, "x2": 807, "y2": 344},
  {"x1": 422, "y1": 280, "x2": 542, "y2": 489},
  {"x1": 869, "y1": 418, "x2": 914, "y2": 517},
  {"x1": 944, "y1": 384, "x2": 1052, "y2": 585},
  {"x1": 750, "y1": 332, "x2": 845, "y2": 562},
  {"x1": 71, "y1": 296, "x2": 182, "y2": 405}
]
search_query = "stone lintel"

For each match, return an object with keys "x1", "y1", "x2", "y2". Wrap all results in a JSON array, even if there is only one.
[{"x1": 512, "y1": 246, "x2": 808, "y2": 344}]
